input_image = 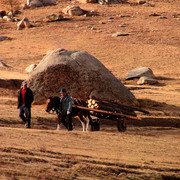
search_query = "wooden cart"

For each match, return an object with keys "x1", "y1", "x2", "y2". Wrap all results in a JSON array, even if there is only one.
[{"x1": 72, "y1": 104, "x2": 148, "y2": 132}]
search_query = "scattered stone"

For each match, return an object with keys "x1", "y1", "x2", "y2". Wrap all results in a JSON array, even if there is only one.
[
  {"x1": 129, "y1": 2, "x2": 139, "y2": 6},
  {"x1": 88, "y1": 10, "x2": 98, "y2": 16},
  {"x1": 119, "y1": 15, "x2": 131, "y2": 18},
  {"x1": 17, "y1": 17, "x2": 31, "y2": 30},
  {"x1": 98, "y1": 0, "x2": 109, "y2": 5},
  {"x1": 99, "y1": 21, "x2": 106, "y2": 24},
  {"x1": 27, "y1": 48, "x2": 138, "y2": 106},
  {"x1": 27, "y1": 0, "x2": 56, "y2": 8},
  {"x1": 149, "y1": 13, "x2": 160, "y2": 16},
  {"x1": 7, "y1": 10, "x2": 21, "y2": 17},
  {"x1": 112, "y1": 32, "x2": 129, "y2": 37},
  {"x1": 118, "y1": 24, "x2": 126, "y2": 27},
  {"x1": 91, "y1": 27, "x2": 96, "y2": 30},
  {"x1": 125, "y1": 67, "x2": 155, "y2": 80},
  {"x1": 0, "y1": 60, "x2": 8, "y2": 67},
  {"x1": 138, "y1": 0, "x2": 146, "y2": 4},
  {"x1": 137, "y1": 76, "x2": 158, "y2": 85},
  {"x1": 3, "y1": 16, "x2": 13, "y2": 22},
  {"x1": 172, "y1": 13, "x2": 180, "y2": 18},
  {"x1": 25, "y1": 64, "x2": 37, "y2": 72},
  {"x1": 98, "y1": 0, "x2": 122, "y2": 5},
  {"x1": 62, "y1": 5, "x2": 84, "y2": 16},
  {"x1": 143, "y1": 2, "x2": 154, "y2": 7},
  {"x1": 86, "y1": 25, "x2": 92, "y2": 28},
  {"x1": 110, "y1": 0, "x2": 122, "y2": 4},
  {"x1": 77, "y1": 0, "x2": 97, "y2": 3},
  {"x1": 0, "y1": 36, "x2": 7, "y2": 41},
  {"x1": 159, "y1": 16, "x2": 167, "y2": 19},
  {"x1": 83, "y1": 10, "x2": 98, "y2": 17},
  {"x1": 44, "y1": 14, "x2": 63, "y2": 22},
  {"x1": 41, "y1": 0, "x2": 56, "y2": 6},
  {"x1": 20, "y1": 3, "x2": 29, "y2": 10},
  {"x1": 27, "y1": 0, "x2": 43, "y2": 8}
]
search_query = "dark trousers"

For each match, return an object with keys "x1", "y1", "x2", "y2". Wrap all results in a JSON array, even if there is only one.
[
  {"x1": 19, "y1": 105, "x2": 31, "y2": 128},
  {"x1": 60, "y1": 112, "x2": 73, "y2": 131}
]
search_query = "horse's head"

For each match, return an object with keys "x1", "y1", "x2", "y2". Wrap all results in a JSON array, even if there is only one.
[
  {"x1": 45, "y1": 96, "x2": 60, "y2": 113},
  {"x1": 45, "y1": 97, "x2": 54, "y2": 112}
]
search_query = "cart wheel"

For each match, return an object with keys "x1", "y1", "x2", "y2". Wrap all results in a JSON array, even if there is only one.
[
  {"x1": 117, "y1": 118, "x2": 127, "y2": 132},
  {"x1": 91, "y1": 121, "x2": 100, "y2": 131}
]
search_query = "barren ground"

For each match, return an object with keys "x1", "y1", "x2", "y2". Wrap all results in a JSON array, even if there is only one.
[{"x1": 0, "y1": 0, "x2": 180, "y2": 179}]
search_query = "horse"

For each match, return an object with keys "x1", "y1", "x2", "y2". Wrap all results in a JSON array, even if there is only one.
[{"x1": 45, "y1": 96, "x2": 100, "y2": 131}]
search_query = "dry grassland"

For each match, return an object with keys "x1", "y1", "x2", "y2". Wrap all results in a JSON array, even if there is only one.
[{"x1": 0, "y1": 0, "x2": 180, "y2": 179}]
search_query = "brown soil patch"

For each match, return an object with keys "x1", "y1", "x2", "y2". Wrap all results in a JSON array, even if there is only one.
[{"x1": 0, "y1": 0, "x2": 180, "y2": 179}]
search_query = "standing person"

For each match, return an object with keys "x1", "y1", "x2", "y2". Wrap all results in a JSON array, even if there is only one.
[
  {"x1": 17, "y1": 81, "x2": 34, "y2": 128},
  {"x1": 57, "y1": 88, "x2": 73, "y2": 131}
]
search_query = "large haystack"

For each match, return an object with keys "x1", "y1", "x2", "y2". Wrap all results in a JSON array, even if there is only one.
[{"x1": 28, "y1": 48, "x2": 138, "y2": 105}]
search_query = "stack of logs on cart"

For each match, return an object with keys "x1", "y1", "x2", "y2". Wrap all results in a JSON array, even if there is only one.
[
  {"x1": 87, "y1": 97, "x2": 150, "y2": 131},
  {"x1": 73, "y1": 97, "x2": 149, "y2": 132},
  {"x1": 87, "y1": 97, "x2": 149, "y2": 117}
]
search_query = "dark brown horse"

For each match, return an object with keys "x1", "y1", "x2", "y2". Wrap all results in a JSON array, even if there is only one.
[{"x1": 45, "y1": 96, "x2": 99, "y2": 131}]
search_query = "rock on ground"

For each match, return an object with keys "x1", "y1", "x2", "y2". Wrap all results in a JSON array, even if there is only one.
[
  {"x1": 25, "y1": 64, "x2": 37, "y2": 72},
  {"x1": 137, "y1": 76, "x2": 158, "y2": 85},
  {"x1": 125, "y1": 66, "x2": 156, "y2": 80},
  {"x1": 27, "y1": 48, "x2": 138, "y2": 105},
  {"x1": 62, "y1": 5, "x2": 85, "y2": 16},
  {"x1": 0, "y1": 60, "x2": 8, "y2": 67}
]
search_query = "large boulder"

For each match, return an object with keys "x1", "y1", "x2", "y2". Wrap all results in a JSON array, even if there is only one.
[{"x1": 27, "y1": 48, "x2": 138, "y2": 105}]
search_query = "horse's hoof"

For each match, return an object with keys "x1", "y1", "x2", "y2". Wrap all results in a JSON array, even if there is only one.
[{"x1": 57, "y1": 124, "x2": 61, "y2": 130}]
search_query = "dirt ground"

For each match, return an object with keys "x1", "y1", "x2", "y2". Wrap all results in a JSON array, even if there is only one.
[{"x1": 0, "y1": 0, "x2": 180, "y2": 179}]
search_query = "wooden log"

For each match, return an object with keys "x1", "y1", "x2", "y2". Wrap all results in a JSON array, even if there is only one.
[
  {"x1": 72, "y1": 105, "x2": 141, "y2": 121},
  {"x1": 92, "y1": 99, "x2": 96, "y2": 105},
  {"x1": 94, "y1": 103, "x2": 99, "y2": 108}
]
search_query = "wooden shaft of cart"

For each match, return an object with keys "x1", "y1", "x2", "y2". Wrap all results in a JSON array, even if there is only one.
[{"x1": 72, "y1": 105, "x2": 141, "y2": 121}]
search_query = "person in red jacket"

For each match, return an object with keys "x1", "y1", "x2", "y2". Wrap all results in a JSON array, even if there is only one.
[{"x1": 17, "y1": 81, "x2": 34, "y2": 128}]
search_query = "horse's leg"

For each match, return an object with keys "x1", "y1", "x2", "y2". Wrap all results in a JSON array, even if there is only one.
[
  {"x1": 83, "y1": 115, "x2": 90, "y2": 131},
  {"x1": 78, "y1": 115, "x2": 85, "y2": 132},
  {"x1": 87, "y1": 114, "x2": 100, "y2": 131},
  {"x1": 57, "y1": 115, "x2": 61, "y2": 130},
  {"x1": 85, "y1": 113, "x2": 93, "y2": 131},
  {"x1": 85, "y1": 116, "x2": 89, "y2": 131}
]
